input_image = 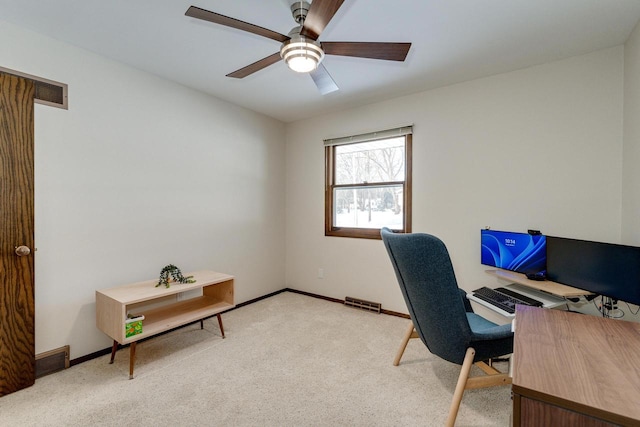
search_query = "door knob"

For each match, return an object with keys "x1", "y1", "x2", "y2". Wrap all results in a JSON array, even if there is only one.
[{"x1": 15, "y1": 245, "x2": 31, "y2": 256}]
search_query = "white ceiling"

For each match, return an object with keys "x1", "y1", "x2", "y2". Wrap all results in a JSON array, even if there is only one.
[{"x1": 2, "y1": 0, "x2": 640, "y2": 123}]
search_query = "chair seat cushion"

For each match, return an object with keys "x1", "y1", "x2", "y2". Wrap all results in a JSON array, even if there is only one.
[
  {"x1": 466, "y1": 313, "x2": 512, "y2": 340},
  {"x1": 466, "y1": 313, "x2": 514, "y2": 361}
]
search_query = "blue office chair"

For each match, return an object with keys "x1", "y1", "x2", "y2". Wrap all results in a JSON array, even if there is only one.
[{"x1": 380, "y1": 228, "x2": 513, "y2": 427}]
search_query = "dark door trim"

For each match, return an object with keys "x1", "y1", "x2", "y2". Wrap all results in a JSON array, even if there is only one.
[{"x1": 0, "y1": 66, "x2": 68, "y2": 109}]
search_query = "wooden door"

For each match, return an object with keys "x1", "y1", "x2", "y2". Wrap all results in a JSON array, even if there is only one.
[{"x1": 0, "y1": 73, "x2": 36, "y2": 396}]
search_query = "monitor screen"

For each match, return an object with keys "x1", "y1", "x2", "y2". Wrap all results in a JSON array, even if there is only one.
[
  {"x1": 546, "y1": 236, "x2": 640, "y2": 306},
  {"x1": 481, "y1": 229, "x2": 546, "y2": 275}
]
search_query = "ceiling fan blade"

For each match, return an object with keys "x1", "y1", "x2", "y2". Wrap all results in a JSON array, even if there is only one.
[
  {"x1": 185, "y1": 6, "x2": 289, "y2": 43},
  {"x1": 226, "y1": 52, "x2": 282, "y2": 79},
  {"x1": 310, "y1": 64, "x2": 339, "y2": 95},
  {"x1": 300, "y1": 0, "x2": 345, "y2": 40},
  {"x1": 322, "y1": 42, "x2": 411, "y2": 61}
]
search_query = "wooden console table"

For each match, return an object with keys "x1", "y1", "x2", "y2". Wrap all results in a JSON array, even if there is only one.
[
  {"x1": 512, "y1": 306, "x2": 640, "y2": 426},
  {"x1": 96, "y1": 270, "x2": 234, "y2": 379}
]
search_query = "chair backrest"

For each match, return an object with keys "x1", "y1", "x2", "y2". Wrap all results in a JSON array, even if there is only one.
[{"x1": 381, "y1": 228, "x2": 473, "y2": 364}]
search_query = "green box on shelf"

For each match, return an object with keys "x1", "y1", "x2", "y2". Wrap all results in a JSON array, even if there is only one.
[{"x1": 125, "y1": 315, "x2": 144, "y2": 338}]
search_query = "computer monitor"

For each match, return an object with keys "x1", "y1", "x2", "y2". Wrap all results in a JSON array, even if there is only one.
[
  {"x1": 481, "y1": 229, "x2": 546, "y2": 275},
  {"x1": 546, "y1": 236, "x2": 640, "y2": 306}
]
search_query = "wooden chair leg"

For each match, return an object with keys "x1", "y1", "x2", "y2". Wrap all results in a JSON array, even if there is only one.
[
  {"x1": 508, "y1": 353, "x2": 513, "y2": 378},
  {"x1": 444, "y1": 348, "x2": 512, "y2": 425},
  {"x1": 446, "y1": 347, "x2": 476, "y2": 427},
  {"x1": 393, "y1": 321, "x2": 419, "y2": 366}
]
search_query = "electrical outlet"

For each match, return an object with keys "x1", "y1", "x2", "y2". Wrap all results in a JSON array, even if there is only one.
[{"x1": 318, "y1": 268, "x2": 324, "y2": 279}]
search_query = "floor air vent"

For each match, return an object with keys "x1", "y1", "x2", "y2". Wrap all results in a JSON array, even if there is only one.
[
  {"x1": 36, "y1": 345, "x2": 70, "y2": 378},
  {"x1": 344, "y1": 296, "x2": 381, "y2": 313}
]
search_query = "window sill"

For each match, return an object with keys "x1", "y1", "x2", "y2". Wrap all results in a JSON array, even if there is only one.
[{"x1": 326, "y1": 227, "x2": 402, "y2": 240}]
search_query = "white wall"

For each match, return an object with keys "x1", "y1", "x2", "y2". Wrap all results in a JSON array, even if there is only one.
[
  {"x1": 1, "y1": 21, "x2": 286, "y2": 359},
  {"x1": 623, "y1": 20, "x2": 640, "y2": 245},
  {"x1": 286, "y1": 47, "x2": 624, "y2": 320}
]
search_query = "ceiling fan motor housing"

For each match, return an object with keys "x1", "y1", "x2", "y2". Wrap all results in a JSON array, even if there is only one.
[{"x1": 291, "y1": 1, "x2": 311, "y2": 25}]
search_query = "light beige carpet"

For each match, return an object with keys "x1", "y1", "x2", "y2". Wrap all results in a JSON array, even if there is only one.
[{"x1": 0, "y1": 292, "x2": 511, "y2": 426}]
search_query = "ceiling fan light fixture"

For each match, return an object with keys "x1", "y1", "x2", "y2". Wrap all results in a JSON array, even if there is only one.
[{"x1": 280, "y1": 36, "x2": 324, "y2": 73}]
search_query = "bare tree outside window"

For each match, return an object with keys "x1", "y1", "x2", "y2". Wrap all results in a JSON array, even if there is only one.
[{"x1": 325, "y1": 133, "x2": 412, "y2": 239}]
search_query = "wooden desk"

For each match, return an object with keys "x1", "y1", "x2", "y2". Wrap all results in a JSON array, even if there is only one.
[
  {"x1": 96, "y1": 270, "x2": 234, "y2": 378},
  {"x1": 512, "y1": 306, "x2": 640, "y2": 426}
]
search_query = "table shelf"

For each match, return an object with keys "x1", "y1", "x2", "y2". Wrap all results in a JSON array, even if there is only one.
[{"x1": 122, "y1": 296, "x2": 234, "y2": 343}]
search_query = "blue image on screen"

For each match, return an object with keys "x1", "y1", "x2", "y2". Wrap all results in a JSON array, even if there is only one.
[{"x1": 481, "y1": 230, "x2": 546, "y2": 275}]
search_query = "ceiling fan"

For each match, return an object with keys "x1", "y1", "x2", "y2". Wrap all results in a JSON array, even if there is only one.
[{"x1": 185, "y1": 0, "x2": 411, "y2": 95}]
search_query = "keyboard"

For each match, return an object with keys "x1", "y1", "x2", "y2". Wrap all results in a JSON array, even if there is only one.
[{"x1": 471, "y1": 286, "x2": 543, "y2": 314}]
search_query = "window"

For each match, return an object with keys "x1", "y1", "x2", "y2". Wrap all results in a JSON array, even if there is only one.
[{"x1": 325, "y1": 127, "x2": 412, "y2": 239}]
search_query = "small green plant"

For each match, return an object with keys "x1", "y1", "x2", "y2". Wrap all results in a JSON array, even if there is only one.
[{"x1": 156, "y1": 264, "x2": 196, "y2": 288}]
